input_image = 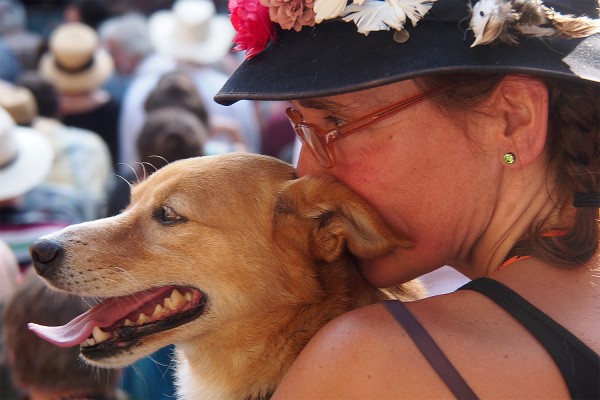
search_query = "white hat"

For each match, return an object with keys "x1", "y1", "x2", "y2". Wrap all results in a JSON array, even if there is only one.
[
  {"x1": 39, "y1": 22, "x2": 114, "y2": 94},
  {"x1": 148, "y1": 0, "x2": 235, "y2": 65},
  {"x1": 0, "y1": 107, "x2": 53, "y2": 201}
]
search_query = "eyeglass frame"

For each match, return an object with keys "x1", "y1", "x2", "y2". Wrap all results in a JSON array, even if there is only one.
[{"x1": 285, "y1": 86, "x2": 447, "y2": 168}]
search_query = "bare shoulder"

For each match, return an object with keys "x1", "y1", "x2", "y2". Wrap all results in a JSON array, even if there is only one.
[
  {"x1": 271, "y1": 299, "x2": 461, "y2": 399},
  {"x1": 272, "y1": 281, "x2": 585, "y2": 399}
]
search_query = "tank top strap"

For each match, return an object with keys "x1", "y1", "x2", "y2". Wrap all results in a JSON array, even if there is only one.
[{"x1": 382, "y1": 300, "x2": 479, "y2": 399}]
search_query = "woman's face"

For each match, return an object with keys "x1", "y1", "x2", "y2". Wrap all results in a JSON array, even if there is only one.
[{"x1": 294, "y1": 79, "x2": 502, "y2": 286}]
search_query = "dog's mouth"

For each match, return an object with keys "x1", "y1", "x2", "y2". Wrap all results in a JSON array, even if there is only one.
[{"x1": 29, "y1": 286, "x2": 206, "y2": 357}]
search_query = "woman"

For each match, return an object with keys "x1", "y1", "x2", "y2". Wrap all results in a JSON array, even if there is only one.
[{"x1": 216, "y1": 0, "x2": 599, "y2": 398}]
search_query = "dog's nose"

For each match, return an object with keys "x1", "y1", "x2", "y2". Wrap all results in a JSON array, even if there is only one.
[{"x1": 30, "y1": 238, "x2": 64, "y2": 277}]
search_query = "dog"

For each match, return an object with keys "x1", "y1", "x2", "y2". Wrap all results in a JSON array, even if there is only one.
[{"x1": 29, "y1": 153, "x2": 423, "y2": 400}]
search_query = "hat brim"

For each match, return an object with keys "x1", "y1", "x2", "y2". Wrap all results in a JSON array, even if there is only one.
[
  {"x1": 149, "y1": 11, "x2": 235, "y2": 65},
  {"x1": 215, "y1": 5, "x2": 600, "y2": 105},
  {"x1": 0, "y1": 127, "x2": 53, "y2": 201},
  {"x1": 39, "y1": 48, "x2": 114, "y2": 94}
]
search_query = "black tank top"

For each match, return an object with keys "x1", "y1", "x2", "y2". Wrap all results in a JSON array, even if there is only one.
[
  {"x1": 383, "y1": 277, "x2": 600, "y2": 399},
  {"x1": 460, "y1": 278, "x2": 599, "y2": 400}
]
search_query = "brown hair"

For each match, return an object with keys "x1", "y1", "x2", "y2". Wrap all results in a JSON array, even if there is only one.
[
  {"x1": 144, "y1": 70, "x2": 209, "y2": 125},
  {"x1": 419, "y1": 73, "x2": 599, "y2": 267},
  {"x1": 137, "y1": 107, "x2": 209, "y2": 170}
]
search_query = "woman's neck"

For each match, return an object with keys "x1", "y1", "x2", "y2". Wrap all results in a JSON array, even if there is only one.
[{"x1": 456, "y1": 158, "x2": 571, "y2": 277}]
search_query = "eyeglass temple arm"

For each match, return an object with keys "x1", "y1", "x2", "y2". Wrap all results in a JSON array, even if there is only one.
[{"x1": 334, "y1": 88, "x2": 446, "y2": 139}]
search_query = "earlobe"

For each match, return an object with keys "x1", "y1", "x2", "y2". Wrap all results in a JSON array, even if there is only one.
[{"x1": 495, "y1": 76, "x2": 549, "y2": 168}]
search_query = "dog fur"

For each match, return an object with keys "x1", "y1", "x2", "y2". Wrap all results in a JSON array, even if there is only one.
[{"x1": 30, "y1": 153, "x2": 423, "y2": 400}]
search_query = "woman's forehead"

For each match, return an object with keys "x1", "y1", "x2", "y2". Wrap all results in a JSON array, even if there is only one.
[{"x1": 292, "y1": 80, "x2": 418, "y2": 112}]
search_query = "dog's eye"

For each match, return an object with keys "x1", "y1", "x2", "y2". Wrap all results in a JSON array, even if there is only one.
[{"x1": 155, "y1": 205, "x2": 187, "y2": 224}]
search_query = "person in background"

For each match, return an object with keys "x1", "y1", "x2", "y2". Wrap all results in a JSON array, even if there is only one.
[
  {"x1": 98, "y1": 11, "x2": 174, "y2": 102},
  {"x1": 39, "y1": 21, "x2": 120, "y2": 169},
  {"x1": 119, "y1": 0, "x2": 260, "y2": 167},
  {"x1": 0, "y1": 39, "x2": 20, "y2": 83},
  {"x1": 144, "y1": 70, "x2": 247, "y2": 155},
  {"x1": 216, "y1": 0, "x2": 600, "y2": 398},
  {"x1": 258, "y1": 101, "x2": 298, "y2": 164},
  {"x1": 143, "y1": 70, "x2": 209, "y2": 127},
  {"x1": 0, "y1": 79, "x2": 36, "y2": 126},
  {"x1": 0, "y1": 239, "x2": 20, "y2": 400},
  {"x1": 3, "y1": 269, "x2": 125, "y2": 400},
  {"x1": 0, "y1": 0, "x2": 43, "y2": 71},
  {"x1": 108, "y1": 106, "x2": 209, "y2": 216},
  {"x1": 18, "y1": 72, "x2": 114, "y2": 220},
  {"x1": 137, "y1": 107, "x2": 210, "y2": 170},
  {"x1": 0, "y1": 240, "x2": 19, "y2": 304},
  {"x1": 0, "y1": 107, "x2": 84, "y2": 271},
  {"x1": 63, "y1": 0, "x2": 111, "y2": 30}
]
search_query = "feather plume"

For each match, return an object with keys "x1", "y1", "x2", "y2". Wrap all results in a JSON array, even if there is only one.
[
  {"x1": 342, "y1": 0, "x2": 435, "y2": 35},
  {"x1": 470, "y1": 0, "x2": 600, "y2": 47}
]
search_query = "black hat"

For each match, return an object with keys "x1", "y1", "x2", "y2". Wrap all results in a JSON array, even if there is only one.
[{"x1": 215, "y1": 0, "x2": 600, "y2": 105}]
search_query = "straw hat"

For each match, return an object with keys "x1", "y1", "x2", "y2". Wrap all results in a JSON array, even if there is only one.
[
  {"x1": 39, "y1": 22, "x2": 114, "y2": 94},
  {"x1": 216, "y1": 0, "x2": 600, "y2": 104},
  {"x1": 148, "y1": 0, "x2": 235, "y2": 65},
  {"x1": 0, "y1": 80, "x2": 37, "y2": 125},
  {"x1": 0, "y1": 107, "x2": 53, "y2": 201}
]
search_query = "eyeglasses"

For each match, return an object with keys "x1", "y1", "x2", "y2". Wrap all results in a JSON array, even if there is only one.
[{"x1": 286, "y1": 87, "x2": 446, "y2": 168}]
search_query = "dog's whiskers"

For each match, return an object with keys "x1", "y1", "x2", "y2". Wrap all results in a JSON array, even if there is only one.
[
  {"x1": 149, "y1": 154, "x2": 169, "y2": 166},
  {"x1": 114, "y1": 174, "x2": 134, "y2": 190},
  {"x1": 128, "y1": 363, "x2": 152, "y2": 392},
  {"x1": 81, "y1": 297, "x2": 96, "y2": 308},
  {"x1": 133, "y1": 162, "x2": 148, "y2": 182},
  {"x1": 140, "y1": 161, "x2": 161, "y2": 177},
  {"x1": 116, "y1": 163, "x2": 139, "y2": 186},
  {"x1": 107, "y1": 266, "x2": 139, "y2": 285},
  {"x1": 147, "y1": 350, "x2": 177, "y2": 381}
]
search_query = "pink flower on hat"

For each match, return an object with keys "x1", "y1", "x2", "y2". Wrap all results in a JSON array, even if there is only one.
[
  {"x1": 261, "y1": 0, "x2": 316, "y2": 32},
  {"x1": 229, "y1": 0, "x2": 276, "y2": 59}
]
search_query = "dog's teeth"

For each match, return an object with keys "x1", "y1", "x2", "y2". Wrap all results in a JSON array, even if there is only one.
[
  {"x1": 136, "y1": 313, "x2": 149, "y2": 325},
  {"x1": 92, "y1": 326, "x2": 111, "y2": 343},
  {"x1": 184, "y1": 292, "x2": 193, "y2": 302},
  {"x1": 169, "y1": 289, "x2": 185, "y2": 309},
  {"x1": 84, "y1": 338, "x2": 96, "y2": 346},
  {"x1": 153, "y1": 304, "x2": 167, "y2": 317},
  {"x1": 124, "y1": 319, "x2": 134, "y2": 327}
]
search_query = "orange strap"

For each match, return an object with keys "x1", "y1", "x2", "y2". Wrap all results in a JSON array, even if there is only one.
[
  {"x1": 496, "y1": 255, "x2": 532, "y2": 272},
  {"x1": 495, "y1": 230, "x2": 569, "y2": 272}
]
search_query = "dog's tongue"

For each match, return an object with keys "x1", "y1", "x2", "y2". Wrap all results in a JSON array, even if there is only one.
[{"x1": 28, "y1": 288, "x2": 168, "y2": 347}]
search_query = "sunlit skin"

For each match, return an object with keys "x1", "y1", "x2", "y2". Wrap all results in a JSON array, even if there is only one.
[
  {"x1": 294, "y1": 78, "x2": 558, "y2": 287},
  {"x1": 272, "y1": 76, "x2": 599, "y2": 399}
]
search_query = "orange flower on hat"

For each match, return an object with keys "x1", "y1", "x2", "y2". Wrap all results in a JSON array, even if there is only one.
[{"x1": 230, "y1": 0, "x2": 277, "y2": 59}]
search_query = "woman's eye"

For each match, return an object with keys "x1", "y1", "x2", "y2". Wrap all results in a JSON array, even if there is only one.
[
  {"x1": 155, "y1": 205, "x2": 186, "y2": 224},
  {"x1": 325, "y1": 115, "x2": 346, "y2": 127}
]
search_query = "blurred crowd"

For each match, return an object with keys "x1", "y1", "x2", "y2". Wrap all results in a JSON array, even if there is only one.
[
  {"x1": 0, "y1": 0, "x2": 296, "y2": 399},
  {"x1": 0, "y1": 1, "x2": 470, "y2": 399}
]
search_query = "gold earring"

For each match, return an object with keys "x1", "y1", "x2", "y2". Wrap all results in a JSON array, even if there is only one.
[{"x1": 503, "y1": 152, "x2": 516, "y2": 164}]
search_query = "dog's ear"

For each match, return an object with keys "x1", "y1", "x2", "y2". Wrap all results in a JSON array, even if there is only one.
[{"x1": 275, "y1": 176, "x2": 413, "y2": 263}]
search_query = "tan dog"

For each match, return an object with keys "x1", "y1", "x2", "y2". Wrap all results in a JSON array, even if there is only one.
[{"x1": 29, "y1": 153, "x2": 423, "y2": 400}]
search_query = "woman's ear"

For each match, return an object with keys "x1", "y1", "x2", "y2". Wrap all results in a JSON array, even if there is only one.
[{"x1": 493, "y1": 75, "x2": 549, "y2": 168}]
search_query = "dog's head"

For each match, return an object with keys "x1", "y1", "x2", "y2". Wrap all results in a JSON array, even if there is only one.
[{"x1": 28, "y1": 153, "x2": 414, "y2": 368}]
